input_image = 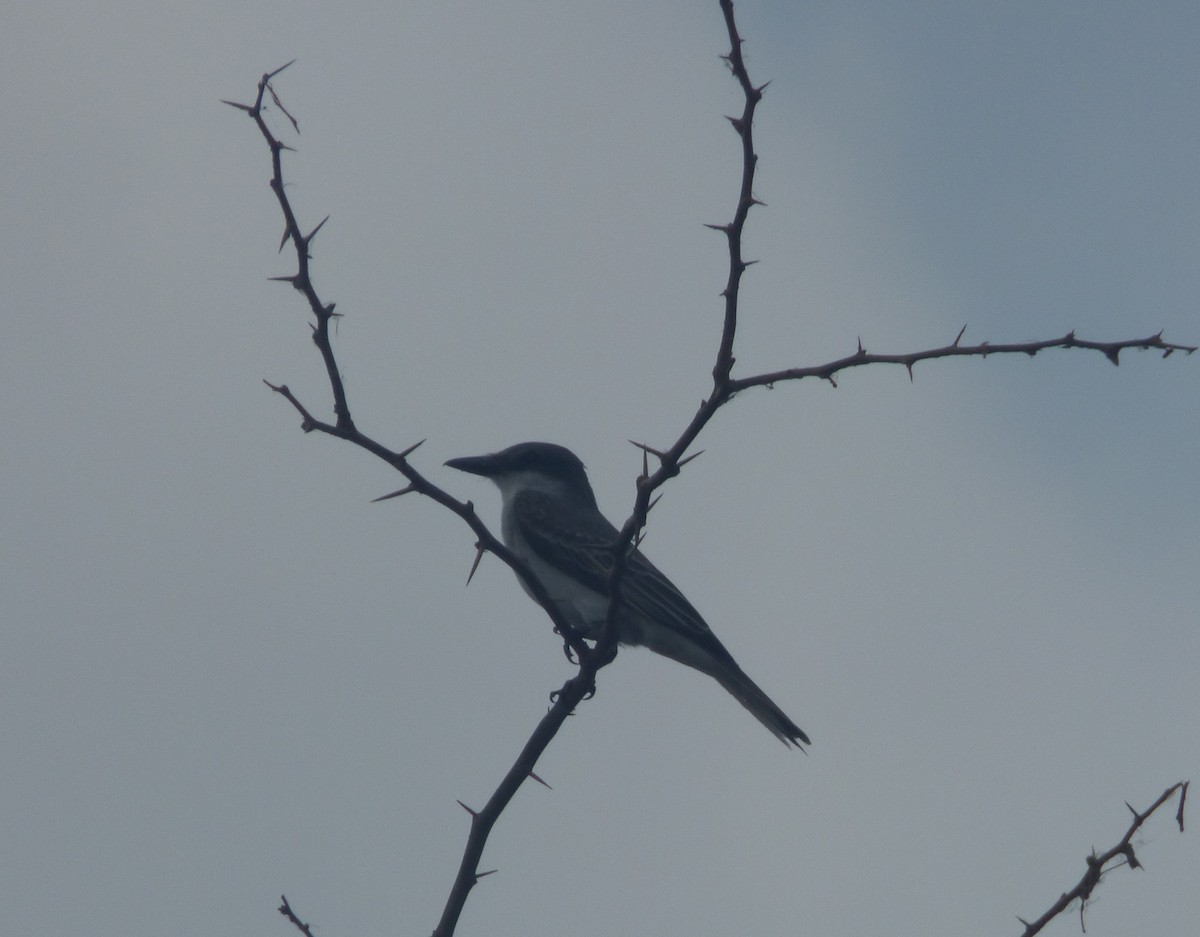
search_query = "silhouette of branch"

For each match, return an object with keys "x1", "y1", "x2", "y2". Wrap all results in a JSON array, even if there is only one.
[
  {"x1": 733, "y1": 329, "x2": 1194, "y2": 392},
  {"x1": 228, "y1": 3, "x2": 1192, "y2": 936},
  {"x1": 227, "y1": 61, "x2": 618, "y2": 937},
  {"x1": 1017, "y1": 782, "x2": 1188, "y2": 935},
  {"x1": 611, "y1": 0, "x2": 1193, "y2": 555},
  {"x1": 277, "y1": 895, "x2": 316, "y2": 937},
  {"x1": 224, "y1": 67, "x2": 591, "y2": 666}
]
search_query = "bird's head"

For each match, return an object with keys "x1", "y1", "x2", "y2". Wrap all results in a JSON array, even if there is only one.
[{"x1": 446, "y1": 441, "x2": 596, "y2": 506}]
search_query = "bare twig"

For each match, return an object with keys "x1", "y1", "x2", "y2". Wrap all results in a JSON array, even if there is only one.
[
  {"x1": 226, "y1": 69, "x2": 591, "y2": 665},
  {"x1": 229, "y1": 61, "x2": 611, "y2": 937},
  {"x1": 731, "y1": 329, "x2": 1195, "y2": 393},
  {"x1": 277, "y1": 895, "x2": 316, "y2": 937},
  {"x1": 1016, "y1": 782, "x2": 1189, "y2": 936}
]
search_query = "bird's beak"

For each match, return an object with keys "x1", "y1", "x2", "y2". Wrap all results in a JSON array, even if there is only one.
[{"x1": 445, "y1": 453, "x2": 501, "y2": 477}]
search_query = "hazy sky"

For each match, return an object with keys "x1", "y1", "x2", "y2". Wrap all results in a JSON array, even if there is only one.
[{"x1": 3, "y1": 2, "x2": 1196, "y2": 936}]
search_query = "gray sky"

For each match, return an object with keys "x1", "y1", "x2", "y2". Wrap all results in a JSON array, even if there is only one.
[{"x1": 3, "y1": 2, "x2": 1197, "y2": 935}]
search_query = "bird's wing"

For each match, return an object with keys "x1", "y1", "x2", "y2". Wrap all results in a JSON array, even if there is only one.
[{"x1": 512, "y1": 490, "x2": 735, "y2": 664}]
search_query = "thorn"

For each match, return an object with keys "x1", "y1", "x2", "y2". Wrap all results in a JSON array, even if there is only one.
[
  {"x1": 466, "y1": 544, "x2": 486, "y2": 585},
  {"x1": 856, "y1": 336, "x2": 864, "y2": 354},
  {"x1": 726, "y1": 115, "x2": 746, "y2": 135},
  {"x1": 397, "y1": 437, "x2": 426, "y2": 460},
  {"x1": 266, "y1": 59, "x2": 297, "y2": 80},
  {"x1": 476, "y1": 869, "x2": 498, "y2": 880},
  {"x1": 371, "y1": 485, "x2": 414, "y2": 503},
  {"x1": 221, "y1": 99, "x2": 253, "y2": 112},
  {"x1": 1016, "y1": 916, "x2": 1030, "y2": 928},
  {"x1": 754, "y1": 80, "x2": 772, "y2": 95},
  {"x1": 742, "y1": 258, "x2": 759, "y2": 268},
  {"x1": 953, "y1": 324, "x2": 967, "y2": 346},
  {"x1": 749, "y1": 196, "x2": 767, "y2": 207},
  {"x1": 457, "y1": 800, "x2": 477, "y2": 817},
  {"x1": 278, "y1": 227, "x2": 292, "y2": 252},
  {"x1": 1125, "y1": 801, "x2": 1139, "y2": 819},
  {"x1": 647, "y1": 493, "x2": 663, "y2": 513},
  {"x1": 640, "y1": 445, "x2": 649, "y2": 479},
  {"x1": 528, "y1": 771, "x2": 552, "y2": 790},
  {"x1": 677, "y1": 449, "x2": 705, "y2": 469},
  {"x1": 267, "y1": 83, "x2": 300, "y2": 133},
  {"x1": 1064, "y1": 330, "x2": 1077, "y2": 343},
  {"x1": 628, "y1": 440, "x2": 666, "y2": 461},
  {"x1": 825, "y1": 374, "x2": 838, "y2": 388},
  {"x1": 304, "y1": 215, "x2": 330, "y2": 244},
  {"x1": 906, "y1": 362, "x2": 914, "y2": 382},
  {"x1": 1163, "y1": 348, "x2": 1174, "y2": 358},
  {"x1": 268, "y1": 274, "x2": 298, "y2": 284},
  {"x1": 1105, "y1": 347, "x2": 1121, "y2": 367},
  {"x1": 703, "y1": 222, "x2": 731, "y2": 233}
]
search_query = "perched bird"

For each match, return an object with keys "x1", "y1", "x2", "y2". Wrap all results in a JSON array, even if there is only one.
[{"x1": 445, "y1": 441, "x2": 809, "y2": 748}]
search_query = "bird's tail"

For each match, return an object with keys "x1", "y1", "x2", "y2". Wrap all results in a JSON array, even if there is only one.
[{"x1": 712, "y1": 663, "x2": 810, "y2": 749}]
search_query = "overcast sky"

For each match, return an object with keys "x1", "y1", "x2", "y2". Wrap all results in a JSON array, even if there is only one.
[{"x1": 2, "y1": 2, "x2": 1197, "y2": 936}]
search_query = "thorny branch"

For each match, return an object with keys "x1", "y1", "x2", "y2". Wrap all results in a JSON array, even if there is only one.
[
  {"x1": 1017, "y1": 782, "x2": 1188, "y2": 936},
  {"x1": 277, "y1": 895, "x2": 316, "y2": 937},
  {"x1": 227, "y1": 62, "x2": 611, "y2": 937},
  {"x1": 229, "y1": 2, "x2": 1192, "y2": 936},
  {"x1": 223, "y1": 64, "x2": 590, "y2": 663}
]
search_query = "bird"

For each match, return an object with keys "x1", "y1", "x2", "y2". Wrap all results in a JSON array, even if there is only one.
[{"x1": 445, "y1": 441, "x2": 809, "y2": 748}]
